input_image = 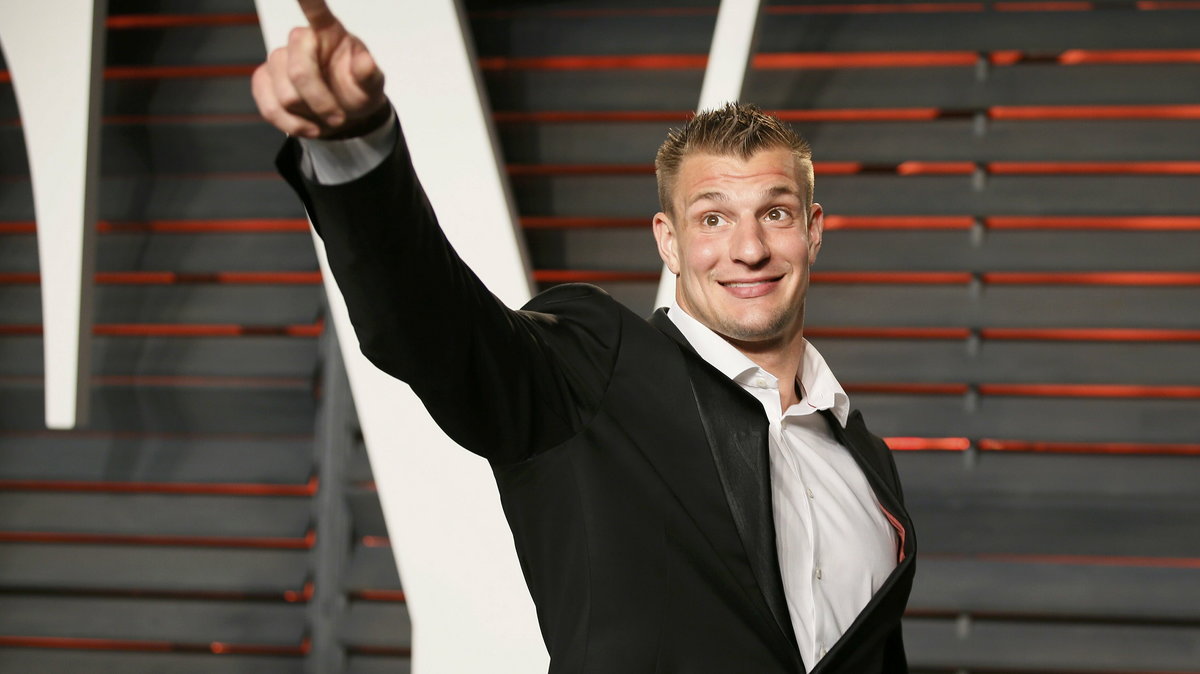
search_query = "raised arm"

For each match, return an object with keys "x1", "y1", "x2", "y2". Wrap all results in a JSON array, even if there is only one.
[{"x1": 252, "y1": 2, "x2": 620, "y2": 465}]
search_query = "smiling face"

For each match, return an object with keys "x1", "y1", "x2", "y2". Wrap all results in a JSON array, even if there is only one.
[{"x1": 653, "y1": 147, "x2": 824, "y2": 351}]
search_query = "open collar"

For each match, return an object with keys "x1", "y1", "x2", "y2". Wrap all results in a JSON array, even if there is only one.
[{"x1": 664, "y1": 301, "x2": 849, "y2": 426}]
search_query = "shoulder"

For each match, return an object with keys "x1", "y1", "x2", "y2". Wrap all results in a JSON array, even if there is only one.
[
  {"x1": 521, "y1": 282, "x2": 672, "y2": 344},
  {"x1": 520, "y1": 283, "x2": 627, "y2": 335},
  {"x1": 523, "y1": 282, "x2": 617, "y2": 311},
  {"x1": 516, "y1": 282, "x2": 678, "y2": 377}
]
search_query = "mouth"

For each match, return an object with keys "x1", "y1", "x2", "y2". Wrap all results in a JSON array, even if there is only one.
[
  {"x1": 719, "y1": 276, "x2": 783, "y2": 298},
  {"x1": 720, "y1": 275, "x2": 782, "y2": 287}
]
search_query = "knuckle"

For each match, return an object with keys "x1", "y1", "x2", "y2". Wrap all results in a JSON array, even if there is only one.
[
  {"x1": 260, "y1": 101, "x2": 283, "y2": 122},
  {"x1": 280, "y1": 97, "x2": 307, "y2": 115},
  {"x1": 286, "y1": 61, "x2": 312, "y2": 83},
  {"x1": 275, "y1": 88, "x2": 303, "y2": 111},
  {"x1": 308, "y1": 98, "x2": 337, "y2": 116}
]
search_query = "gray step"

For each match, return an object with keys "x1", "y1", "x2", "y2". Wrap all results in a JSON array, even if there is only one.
[
  {"x1": 903, "y1": 616, "x2": 1200, "y2": 671},
  {"x1": 910, "y1": 556, "x2": 1200, "y2": 621},
  {"x1": 810, "y1": 284, "x2": 1200, "y2": 330},
  {"x1": 499, "y1": 119, "x2": 1200, "y2": 165},
  {"x1": 0, "y1": 650, "x2": 305, "y2": 674},
  {"x1": 854, "y1": 392, "x2": 1200, "y2": 444},
  {"x1": 759, "y1": 11, "x2": 1200, "y2": 52},
  {"x1": 348, "y1": 656, "x2": 411, "y2": 674},
  {"x1": 0, "y1": 77, "x2": 259, "y2": 120},
  {"x1": 0, "y1": 594, "x2": 306, "y2": 645},
  {"x1": 339, "y1": 601, "x2": 411, "y2": 649},
  {"x1": 818, "y1": 339, "x2": 1200, "y2": 387},
  {"x1": 0, "y1": 543, "x2": 308, "y2": 594},
  {"x1": 106, "y1": 25, "x2": 266, "y2": 67},
  {"x1": 747, "y1": 63, "x2": 1200, "y2": 110},
  {"x1": 0, "y1": 232, "x2": 316, "y2": 274},
  {"x1": 105, "y1": 77, "x2": 259, "y2": 116},
  {"x1": 898, "y1": 451, "x2": 1200, "y2": 506},
  {"x1": 94, "y1": 121, "x2": 278, "y2": 176},
  {"x1": 0, "y1": 433, "x2": 313, "y2": 484},
  {"x1": 910, "y1": 499, "x2": 1200, "y2": 557},
  {"x1": 821, "y1": 229, "x2": 1200, "y2": 273},
  {"x1": 0, "y1": 335, "x2": 318, "y2": 378},
  {"x1": 0, "y1": 285, "x2": 319, "y2": 324},
  {"x1": 470, "y1": 13, "x2": 714, "y2": 57},
  {"x1": 484, "y1": 64, "x2": 1200, "y2": 113},
  {"x1": 347, "y1": 488, "x2": 387, "y2": 539},
  {"x1": 0, "y1": 492, "x2": 310, "y2": 538},
  {"x1": 470, "y1": 7, "x2": 1200, "y2": 56},
  {"x1": 345, "y1": 544, "x2": 401, "y2": 594},
  {"x1": 0, "y1": 384, "x2": 315, "y2": 434},
  {"x1": 0, "y1": 176, "x2": 303, "y2": 221},
  {"x1": 110, "y1": 0, "x2": 256, "y2": 12}
]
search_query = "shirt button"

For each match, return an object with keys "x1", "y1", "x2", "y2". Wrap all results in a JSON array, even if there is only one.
[
  {"x1": 754, "y1": 377, "x2": 767, "y2": 388},
  {"x1": 806, "y1": 487, "x2": 815, "y2": 499},
  {"x1": 815, "y1": 567, "x2": 823, "y2": 580}
]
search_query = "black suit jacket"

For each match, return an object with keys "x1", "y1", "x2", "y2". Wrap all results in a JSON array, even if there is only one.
[{"x1": 279, "y1": 130, "x2": 916, "y2": 674}]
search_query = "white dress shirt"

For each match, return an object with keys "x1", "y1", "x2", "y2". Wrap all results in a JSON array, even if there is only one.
[
  {"x1": 667, "y1": 301, "x2": 898, "y2": 669},
  {"x1": 298, "y1": 113, "x2": 398, "y2": 185},
  {"x1": 302, "y1": 125, "x2": 900, "y2": 670}
]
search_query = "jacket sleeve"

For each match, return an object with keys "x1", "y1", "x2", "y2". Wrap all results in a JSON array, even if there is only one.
[{"x1": 276, "y1": 127, "x2": 620, "y2": 465}]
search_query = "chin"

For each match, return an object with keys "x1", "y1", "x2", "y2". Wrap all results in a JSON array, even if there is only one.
[{"x1": 715, "y1": 309, "x2": 795, "y2": 344}]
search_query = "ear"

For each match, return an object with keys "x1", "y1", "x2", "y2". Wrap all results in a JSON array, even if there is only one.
[
  {"x1": 652, "y1": 211, "x2": 681, "y2": 275},
  {"x1": 807, "y1": 202, "x2": 824, "y2": 264}
]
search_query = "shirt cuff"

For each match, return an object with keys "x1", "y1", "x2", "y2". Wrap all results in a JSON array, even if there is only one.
[{"x1": 297, "y1": 112, "x2": 398, "y2": 185}]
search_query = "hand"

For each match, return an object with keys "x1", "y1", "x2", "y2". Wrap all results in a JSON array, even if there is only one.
[{"x1": 252, "y1": 0, "x2": 389, "y2": 139}]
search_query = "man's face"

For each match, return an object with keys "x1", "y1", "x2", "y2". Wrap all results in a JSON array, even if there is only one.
[{"x1": 653, "y1": 147, "x2": 823, "y2": 349}]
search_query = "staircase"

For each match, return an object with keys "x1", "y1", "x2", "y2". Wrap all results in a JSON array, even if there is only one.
[{"x1": 1, "y1": 0, "x2": 1197, "y2": 671}]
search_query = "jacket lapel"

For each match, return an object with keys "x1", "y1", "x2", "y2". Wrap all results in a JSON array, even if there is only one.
[
  {"x1": 813, "y1": 410, "x2": 916, "y2": 673},
  {"x1": 821, "y1": 409, "x2": 909, "y2": 536},
  {"x1": 649, "y1": 309, "x2": 800, "y2": 656}
]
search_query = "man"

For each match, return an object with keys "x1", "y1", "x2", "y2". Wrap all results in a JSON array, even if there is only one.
[{"x1": 254, "y1": 1, "x2": 915, "y2": 672}]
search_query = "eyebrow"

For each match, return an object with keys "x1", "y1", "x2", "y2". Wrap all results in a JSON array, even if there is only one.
[
  {"x1": 764, "y1": 185, "x2": 803, "y2": 200},
  {"x1": 686, "y1": 185, "x2": 801, "y2": 210},
  {"x1": 686, "y1": 191, "x2": 728, "y2": 209}
]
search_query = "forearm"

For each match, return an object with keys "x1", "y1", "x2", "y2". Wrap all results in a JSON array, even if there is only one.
[
  {"x1": 277, "y1": 126, "x2": 616, "y2": 462},
  {"x1": 279, "y1": 124, "x2": 501, "y2": 383}
]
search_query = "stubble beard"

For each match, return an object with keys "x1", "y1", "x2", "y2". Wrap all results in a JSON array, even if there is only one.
[{"x1": 711, "y1": 298, "x2": 805, "y2": 347}]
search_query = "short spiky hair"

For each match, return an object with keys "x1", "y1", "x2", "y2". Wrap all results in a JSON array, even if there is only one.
[{"x1": 654, "y1": 102, "x2": 814, "y2": 217}]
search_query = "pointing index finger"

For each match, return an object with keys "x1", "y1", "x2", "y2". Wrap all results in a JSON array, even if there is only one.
[{"x1": 297, "y1": 0, "x2": 339, "y2": 31}]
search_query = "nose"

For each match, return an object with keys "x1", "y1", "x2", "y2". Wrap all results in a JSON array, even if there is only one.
[{"x1": 729, "y1": 215, "x2": 770, "y2": 266}]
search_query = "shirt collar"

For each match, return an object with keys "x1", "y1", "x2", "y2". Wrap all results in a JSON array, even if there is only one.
[{"x1": 666, "y1": 299, "x2": 850, "y2": 427}]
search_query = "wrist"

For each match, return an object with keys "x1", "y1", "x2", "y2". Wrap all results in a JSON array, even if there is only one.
[{"x1": 325, "y1": 101, "x2": 393, "y2": 140}]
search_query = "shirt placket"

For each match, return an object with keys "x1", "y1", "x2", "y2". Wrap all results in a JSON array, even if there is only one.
[{"x1": 776, "y1": 412, "x2": 824, "y2": 664}]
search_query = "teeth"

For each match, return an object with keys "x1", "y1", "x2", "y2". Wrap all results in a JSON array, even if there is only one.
[{"x1": 725, "y1": 281, "x2": 766, "y2": 287}]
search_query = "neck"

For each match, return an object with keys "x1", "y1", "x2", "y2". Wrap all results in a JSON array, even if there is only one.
[{"x1": 725, "y1": 331, "x2": 807, "y2": 411}]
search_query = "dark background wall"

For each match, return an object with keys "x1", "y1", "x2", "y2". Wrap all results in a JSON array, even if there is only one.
[{"x1": 0, "y1": 0, "x2": 1198, "y2": 672}]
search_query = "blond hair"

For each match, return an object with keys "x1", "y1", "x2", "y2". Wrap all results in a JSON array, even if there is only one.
[{"x1": 654, "y1": 102, "x2": 814, "y2": 217}]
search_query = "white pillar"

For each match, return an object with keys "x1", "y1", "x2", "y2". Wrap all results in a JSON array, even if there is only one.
[
  {"x1": 0, "y1": 0, "x2": 107, "y2": 428},
  {"x1": 254, "y1": 2, "x2": 545, "y2": 672},
  {"x1": 654, "y1": 0, "x2": 764, "y2": 310}
]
